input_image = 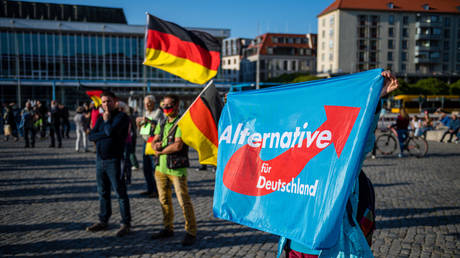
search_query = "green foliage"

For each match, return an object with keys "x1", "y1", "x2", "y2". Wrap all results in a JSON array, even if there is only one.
[
  {"x1": 449, "y1": 80, "x2": 460, "y2": 95},
  {"x1": 413, "y1": 78, "x2": 448, "y2": 95},
  {"x1": 391, "y1": 78, "x2": 410, "y2": 96},
  {"x1": 291, "y1": 75, "x2": 322, "y2": 83},
  {"x1": 267, "y1": 73, "x2": 322, "y2": 83}
]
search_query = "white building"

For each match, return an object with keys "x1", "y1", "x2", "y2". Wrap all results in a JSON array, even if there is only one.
[
  {"x1": 221, "y1": 38, "x2": 252, "y2": 82},
  {"x1": 317, "y1": 0, "x2": 460, "y2": 79}
]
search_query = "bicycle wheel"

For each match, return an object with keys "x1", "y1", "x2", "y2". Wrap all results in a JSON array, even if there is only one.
[
  {"x1": 375, "y1": 134, "x2": 398, "y2": 155},
  {"x1": 406, "y1": 137, "x2": 428, "y2": 157}
]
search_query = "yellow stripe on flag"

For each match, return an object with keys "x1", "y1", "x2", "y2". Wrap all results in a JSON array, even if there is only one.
[
  {"x1": 144, "y1": 48, "x2": 217, "y2": 85},
  {"x1": 90, "y1": 96, "x2": 102, "y2": 108},
  {"x1": 178, "y1": 111, "x2": 218, "y2": 166}
]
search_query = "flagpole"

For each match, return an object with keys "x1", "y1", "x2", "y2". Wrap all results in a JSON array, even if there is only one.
[{"x1": 166, "y1": 80, "x2": 214, "y2": 138}]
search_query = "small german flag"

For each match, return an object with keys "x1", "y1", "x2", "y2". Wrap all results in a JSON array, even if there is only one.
[
  {"x1": 86, "y1": 90, "x2": 103, "y2": 107},
  {"x1": 143, "y1": 14, "x2": 221, "y2": 85},
  {"x1": 178, "y1": 82, "x2": 223, "y2": 166}
]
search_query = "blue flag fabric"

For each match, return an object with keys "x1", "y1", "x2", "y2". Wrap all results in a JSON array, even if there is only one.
[{"x1": 213, "y1": 69, "x2": 384, "y2": 249}]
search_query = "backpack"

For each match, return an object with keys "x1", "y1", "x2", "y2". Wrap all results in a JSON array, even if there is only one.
[
  {"x1": 346, "y1": 170, "x2": 376, "y2": 246},
  {"x1": 282, "y1": 170, "x2": 376, "y2": 257}
]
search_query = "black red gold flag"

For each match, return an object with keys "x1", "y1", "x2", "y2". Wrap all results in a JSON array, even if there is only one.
[{"x1": 143, "y1": 13, "x2": 221, "y2": 85}]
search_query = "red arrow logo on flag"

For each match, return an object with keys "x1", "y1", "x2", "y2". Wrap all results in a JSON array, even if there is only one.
[{"x1": 222, "y1": 106, "x2": 361, "y2": 196}]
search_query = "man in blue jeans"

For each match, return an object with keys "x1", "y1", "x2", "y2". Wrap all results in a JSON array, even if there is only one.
[{"x1": 87, "y1": 91, "x2": 131, "y2": 237}]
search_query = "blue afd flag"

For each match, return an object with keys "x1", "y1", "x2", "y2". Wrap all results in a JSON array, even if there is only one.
[{"x1": 213, "y1": 69, "x2": 384, "y2": 249}]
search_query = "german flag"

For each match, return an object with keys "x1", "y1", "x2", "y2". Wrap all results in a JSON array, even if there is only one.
[
  {"x1": 86, "y1": 90, "x2": 103, "y2": 107},
  {"x1": 143, "y1": 14, "x2": 221, "y2": 85},
  {"x1": 178, "y1": 82, "x2": 223, "y2": 166}
]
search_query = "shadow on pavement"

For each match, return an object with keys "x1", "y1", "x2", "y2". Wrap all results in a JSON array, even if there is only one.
[
  {"x1": 377, "y1": 206, "x2": 460, "y2": 217},
  {"x1": 0, "y1": 222, "x2": 88, "y2": 233},
  {"x1": 373, "y1": 182, "x2": 411, "y2": 187},
  {"x1": 377, "y1": 215, "x2": 460, "y2": 229}
]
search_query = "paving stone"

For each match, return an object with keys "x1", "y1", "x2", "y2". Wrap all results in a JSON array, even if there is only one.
[{"x1": 1, "y1": 134, "x2": 459, "y2": 256}]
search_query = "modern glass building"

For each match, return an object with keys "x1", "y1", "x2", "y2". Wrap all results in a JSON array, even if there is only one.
[{"x1": 0, "y1": 1, "x2": 231, "y2": 108}]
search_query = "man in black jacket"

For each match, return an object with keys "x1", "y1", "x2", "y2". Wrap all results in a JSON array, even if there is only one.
[
  {"x1": 49, "y1": 100, "x2": 62, "y2": 148},
  {"x1": 87, "y1": 91, "x2": 131, "y2": 237}
]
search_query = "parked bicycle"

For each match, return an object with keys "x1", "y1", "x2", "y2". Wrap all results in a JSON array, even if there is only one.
[{"x1": 375, "y1": 128, "x2": 428, "y2": 157}]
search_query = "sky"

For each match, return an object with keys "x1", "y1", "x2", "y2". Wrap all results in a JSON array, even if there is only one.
[{"x1": 21, "y1": 0, "x2": 336, "y2": 38}]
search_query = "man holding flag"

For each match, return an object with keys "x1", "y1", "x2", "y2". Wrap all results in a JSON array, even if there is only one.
[{"x1": 150, "y1": 94, "x2": 197, "y2": 246}]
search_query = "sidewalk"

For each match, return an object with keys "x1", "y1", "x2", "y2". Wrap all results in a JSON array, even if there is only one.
[{"x1": 0, "y1": 134, "x2": 459, "y2": 257}]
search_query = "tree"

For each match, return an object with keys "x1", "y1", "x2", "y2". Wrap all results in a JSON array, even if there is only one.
[
  {"x1": 449, "y1": 80, "x2": 460, "y2": 95},
  {"x1": 291, "y1": 75, "x2": 322, "y2": 83},
  {"x1": 413, "y1": 78, "x2": 448, "y2": 95}
]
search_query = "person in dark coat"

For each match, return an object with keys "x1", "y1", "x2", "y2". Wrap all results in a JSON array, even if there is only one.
[{"x1": 49, "y1": 100, "x2": 62, "y2": 148}]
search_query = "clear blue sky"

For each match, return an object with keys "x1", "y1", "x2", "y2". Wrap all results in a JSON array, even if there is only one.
[{"x1": 21, "y1": 0, "x2": 335, "y2": 38}]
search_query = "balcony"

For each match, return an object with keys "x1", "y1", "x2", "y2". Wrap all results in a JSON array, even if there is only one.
[
  {"x1": 415, "y1": 33, "x2": 441, "y2": 40},
  {"x1": 414, "y1": 56, "x2": 441, "y2": 63},
  {"x1": 415, "y1": 21, "x2": 442, "y2": 27},
  {"x1": 415, "y1": 45, "x2": 440, "y2": 53}
]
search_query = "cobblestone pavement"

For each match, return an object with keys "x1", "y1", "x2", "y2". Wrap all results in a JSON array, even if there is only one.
[{"x1": 0, "y1": 135, "x2": 459, "y2": 257}]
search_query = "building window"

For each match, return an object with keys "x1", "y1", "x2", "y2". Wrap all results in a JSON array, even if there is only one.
[
  {"x1": 445, "y1": 17, "x2": 451, "y2": 27},
  {"x1": 359, "y1": 40, "x2": 367, "y2": 50},
  {"x1": 359, "y1": 15, "x2": 366, "y2": 26},
  {"x1": 329, "y1": 53, "x2": 333, "y2": 61},
  {"x1": 403, "y1": 16, "x2": 409, "y2": 25},
  {"x1": 321, "y1": 53, "x2": 325, "y2": 61},
  {"x1": 330, "y1": 16, "x2": 335, "y2": 25},
  {"x1": 329, "y1": 29, "x2": 334, "y2": 37},
  {"x1": 359, "y1": 52, "x2": 365, "y2": 62},
  {"x1": 444, "y1": 40, "x2": 450, "y2": 50},
  {"x1": 389, "y1": 15, "x2": 394, "y2": 25},
  {"x1": 358, "y1": 27, "x2": 366, "y2": 38},
  {"x1": 387, "y1": 51, "x2": 393, "y2": 61},
  {"x1": 402, "y1": 40, "x2": 408, "y2": 49},
  {"x1": 444, "y1": 29, "x2": 450, "y2": 38},
  {"x1": 401, "y1": 63, "x2": 406, "y2": 71},
  {"x1": 388, "y1": 40, "x2": 394, "y2": 49},
  {"x1": 370, "y1": 28, "x2": 378, "y2": 38},
  {"x1": 402, "y1": 28, "x2": 408, "y2": 37},
  {"x1": 370, "y1": 52, "x2": 376, "y2": 62},
  {"x1": 387, "y1": 63, "x2": 393, "y2": 71},
  {"x1": 321, "y1": 41, "x2": 325, "y2": 50},
  {"x1": 443, "y1": 64, "x2": 448, "y2": 71},
  {"x1": 371, "y1": 15, "x2": 379, "y2": 26},
  {"x1": 443, "y1": 52, "x2": 449, "y2": 62},
  {"x1": 322, "y1": 30, "x2": 325, "y2": 37},
  {"x1": 401, "y1": 52, "x2": 407, "y2": 61},
  {"x1": 329, "y1": 40, "x2": 334, "y2": 49},
  {"x1": 370, "y1": 40, "x2": 377, "y2": 50},
  {"x1": 388, "y1": 27, "x2": 394, "y2": 37},
  {"x1": 272, "y1": 37, "x2": 278, "y2": 43},
  {"x1": 267, "y1": 48, "x2": 273, "y2": 54}
]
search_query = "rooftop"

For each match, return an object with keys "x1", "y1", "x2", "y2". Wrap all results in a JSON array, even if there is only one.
[{"x1": 318, "y1": 0, "x2": 460, "y2": 17}]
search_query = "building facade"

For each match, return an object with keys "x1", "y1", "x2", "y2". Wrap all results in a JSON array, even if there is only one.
[
  {"x1": 317, "y1": 0, "x2": 460, "y2": 80},
  {"x1": 221, "y1": 37, "x2": 252, "y2": 82},
  {"x1": 241, "y1": 33, "x2": 317, "y2": 82},
  {"x1": 0, "y1": 1, "x2": 230, "y2": 108}
]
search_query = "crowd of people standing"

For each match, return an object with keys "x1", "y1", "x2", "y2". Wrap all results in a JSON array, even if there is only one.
[{"x1": 1, "y1": 100, "x2": 71, "y2": 148}]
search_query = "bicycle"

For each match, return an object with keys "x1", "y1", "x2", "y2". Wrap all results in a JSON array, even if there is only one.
[{"x1": 375, "y1": 128, "x2": 428, "y2": 157}]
